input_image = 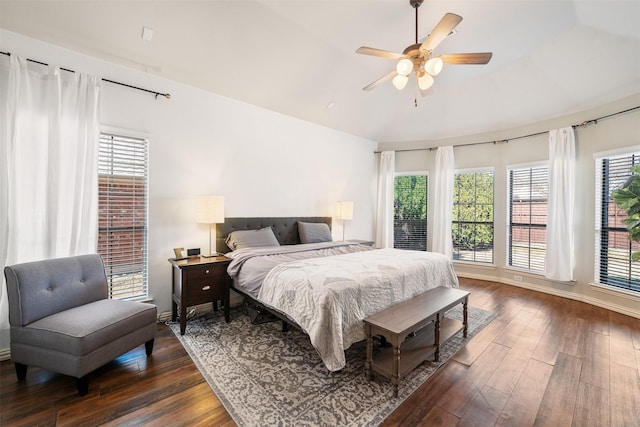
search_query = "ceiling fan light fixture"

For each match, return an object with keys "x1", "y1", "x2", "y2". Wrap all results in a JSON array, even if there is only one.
[
  {"x1": 392, "y1": 74, "x2": 409, "y2": 90},
  {"x1": 356, "y1": 1, "x2": 492, "y2": 97},
  {"x1": 425, "y1": 57, "x2": 443, "y2": 76},
  {"x1": 417, "y1": 72, "x2": 434, "y2": 90},
  {"x1": 395, "y1": 58, "x2": 414, "y2": 76}
]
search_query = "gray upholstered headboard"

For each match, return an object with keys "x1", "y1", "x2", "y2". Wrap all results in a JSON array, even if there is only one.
[{"x1": 216, "y1": 217, "x2": 332, "y2": 254}]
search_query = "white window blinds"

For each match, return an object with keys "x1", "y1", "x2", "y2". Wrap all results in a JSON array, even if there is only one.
[
  {"x1": 98, "y1": 132, "x2": 149, "y2": 299},
  {"x1": 596, "y1": 153, "x2": 640, "y2": 293},
  {"x1": 394, "y1": 174, "x2": 427, "y2": 251},
  {"x1": 508, "y1": 166, "x2": 548, "y2": 272}
]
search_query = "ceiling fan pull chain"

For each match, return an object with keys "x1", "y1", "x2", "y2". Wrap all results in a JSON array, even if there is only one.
[{"x1": 355, "y1": 0, "x2": 491, "y2": 94}]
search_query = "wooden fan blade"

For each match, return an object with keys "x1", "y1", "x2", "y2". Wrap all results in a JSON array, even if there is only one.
[
  {"x1": 356, "y1": 46, "x2": 405, "y2": 60},
  {"x1": 363, "y1": 70, "x2": 397, "y2": 91},
  {"x1": 420, "y1": 13, "x2": 463, "y2": 52},
  {"x1": 439, "y1": 52, "x2": 493, "y2": 64}
]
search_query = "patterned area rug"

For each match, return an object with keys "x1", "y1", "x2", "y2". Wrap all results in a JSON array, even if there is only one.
[{"x1": 169, "y1": 304, "x2": 496, "y2": 427}]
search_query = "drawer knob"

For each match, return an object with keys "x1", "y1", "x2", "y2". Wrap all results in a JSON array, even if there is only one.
[
  {"x1": 202, "y1": 285, "x2": 211, "y2": 291},
  {"x1": 205, "y1": 269, "x2": 210, "y2": 274}
]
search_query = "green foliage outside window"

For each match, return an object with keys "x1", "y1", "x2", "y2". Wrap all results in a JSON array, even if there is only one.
[
  {"x1": 453, "y1": 172, "x2": 494, "y2": 251},
  {"x1": 611, "y1": 164, "x2": 640, "y2": 261},
  {"x1": 394, "y1": 175, "x2": 427, "y2": 220},
  {"x1": 394, "y1": 175, "x2": 427, "y2": 251}
]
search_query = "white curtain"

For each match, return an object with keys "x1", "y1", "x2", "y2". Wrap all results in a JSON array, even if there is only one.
[
  {"x1": 0, "y1": 55, "x2": 100, "y2": 334},
  {"x1": 375, "y1": 151, "x2": 395, "y2": 248},
  {"x1": 432, "y1": 146, "x2": 455, "y2": 259},
  {"x1": 544, "y1": 127, "x2": 575, "y2": 281}
]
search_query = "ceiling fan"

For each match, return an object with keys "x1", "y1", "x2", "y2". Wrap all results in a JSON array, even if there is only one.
[{"x1": 356, "y1": 0, "x2": 492, "y2": 96}]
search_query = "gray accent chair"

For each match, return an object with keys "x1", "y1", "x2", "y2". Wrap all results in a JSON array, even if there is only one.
[{"x1": 4, "y1": 254, "x2": 157, "y2": 396}]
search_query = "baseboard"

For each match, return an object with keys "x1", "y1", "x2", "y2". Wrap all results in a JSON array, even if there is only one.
[
  {"x1": 157, "y1": 303, "x2": 212, "y2": 323},
  {"x1": 0, "y1": 347, "x2": 10, "y2": 362},
  {"x1": 157, "y1": 297, "x2": 244, "y2": 324},
  {"x1": 158, "y1": 311, "x2": 173, "y2": 323},
  {"x1": 457, "y1": 271, "x2": 640, "y2": 320},
  {"x1": 5, "y1": 276, "x2": 637, "y2": 360}
]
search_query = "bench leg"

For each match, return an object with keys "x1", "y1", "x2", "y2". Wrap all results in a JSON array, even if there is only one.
[
  {"x1": 145, "y1": 339, "x2": 155, "y2": 356},
  {"x1": 76, "y1": 375, "x2": 90, "y2": 396},
  {"x1": 463, "y1": 297, "x2": 469, "y2": 338},
  {"x1": 365, "y1": 325, "x2": 373, "y2": 380},
  {"x1": 392, "y1": 345, "x2": 400, "y2": 398},
  {"x1": 434, "y1": 314, "x2": 441, "y2": 362},
  {"x1": 14, "y1": 362, "x2": 27, "y2": 380}
]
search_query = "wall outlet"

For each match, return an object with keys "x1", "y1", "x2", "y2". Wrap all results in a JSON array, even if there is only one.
[{"x1": 514, "y1": 274, "x2": 523, "y2": 282}]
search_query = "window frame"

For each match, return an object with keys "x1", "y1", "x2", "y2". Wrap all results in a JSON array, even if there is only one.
[
  {"x1": 98, "y1": 130, "x2": 149, "y2": 300},
  {"x1": 594, "y1": 148, "x2": 640, "y2": 294},
  {"x1": 452, "y1": 167, "x2": 495, "y2": 264},
  {"x1": 506, "y1": 161, "x2": 549, "y2": 273}
]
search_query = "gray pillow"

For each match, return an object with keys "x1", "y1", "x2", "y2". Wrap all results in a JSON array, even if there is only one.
[
  {"x1": 225, "y1": 227, "x2": 280, "y2": 251},
  {"x1": 298, "y1": 221, "x2": 332, "y2": 244}
]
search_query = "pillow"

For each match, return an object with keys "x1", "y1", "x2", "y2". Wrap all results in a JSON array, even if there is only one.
[
  {"x1": 298, "y1": 221, "x2": 332, "y2": 244},
  {"x1": 225, "y1": 227, "x2": 280, "y2": 251}
]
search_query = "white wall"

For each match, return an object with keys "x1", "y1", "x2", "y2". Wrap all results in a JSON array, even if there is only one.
[
  {"x1": 0, "y1": 29, "x2": 378, "y2": 354},
  {"x1": 380, "y1": 93, "x2": 640, "y2": 319}
]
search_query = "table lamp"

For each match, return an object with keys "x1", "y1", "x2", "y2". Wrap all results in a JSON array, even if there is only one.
[
  {"x1": 335, "y1": 201, "x2": 354, "y2": 241},
  {"x1": 196, "y1": 195, "x2": 225, "y2": 257}
]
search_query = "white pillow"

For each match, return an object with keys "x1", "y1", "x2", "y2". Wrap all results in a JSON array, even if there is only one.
[
  {"x1": 298, "y1": 221, "x2": 332, "y2": 244},
  {"x1": 225, "y1": 227, "x2": 280, "y2": 251}
]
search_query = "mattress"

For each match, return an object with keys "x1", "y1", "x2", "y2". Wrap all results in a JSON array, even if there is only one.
[{"x1": 226, "y1": 242, "x2": 459, "y2": 371}]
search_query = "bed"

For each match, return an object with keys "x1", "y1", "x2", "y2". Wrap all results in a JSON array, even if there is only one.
[{"x1": 216, "y1": 217, "x2": 459, "y2": 371}]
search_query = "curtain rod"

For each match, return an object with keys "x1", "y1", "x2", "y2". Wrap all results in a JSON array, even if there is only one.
[
  {"x1": 375, "y1": 105, "x2": 640, "y2": 154},
  {"x1": 0, "y1": 51, "x2": 171, "y2": 100}
]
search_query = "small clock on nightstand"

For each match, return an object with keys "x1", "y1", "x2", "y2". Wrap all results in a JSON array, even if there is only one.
[{"x1": 168, "y1": 255, "x2": 231, "y2": 335}]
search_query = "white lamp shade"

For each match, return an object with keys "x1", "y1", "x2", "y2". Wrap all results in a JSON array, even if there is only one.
[
  {"x1": 395, "y1": 58, "x2": 414, "y2": 76},
  {"x1": 336, "y1": 201, "x2": 354, "y2": 220},
  {"x1": 418, "y1": 72, "x2": 434, "y2": 90},
  {"x1": 392, "y1": 74, "x2": 409, "y2": 90},
  {"x1": 196, "y1": 195, "x2": 225, "y2": 224},
  {"x1": 425, "y1": 57, "x2": 443, "y2": 76}
]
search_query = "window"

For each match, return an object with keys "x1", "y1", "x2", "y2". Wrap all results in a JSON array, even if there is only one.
[
  {"x1": 98, "y1": 132, "x2": 149, "y2": 299},
  {"x1": 452, "y1": 169, "x2": 494, "y2": 263},
  {"x1": 394, "y1": 174, "x2": 427, "y2": 251},
  {"x1": 508, "y1": 165, "x2": 548, "y2": 272},
  {"x1": 595, "y1": 152, "x2": 640, "y2": 293}
]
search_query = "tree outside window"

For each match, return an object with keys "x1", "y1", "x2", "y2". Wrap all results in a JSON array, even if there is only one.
[
  {"x1": 394, "y1": 174, "x2": 427, "y2": 251},
  {"x1": 453, "y1": 170, "x2": 494, "y2": 263}
]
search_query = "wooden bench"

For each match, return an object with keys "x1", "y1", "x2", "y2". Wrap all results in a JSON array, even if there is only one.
[{"x1": 364, "y1": 286, "x2": 470, "y2": 397}]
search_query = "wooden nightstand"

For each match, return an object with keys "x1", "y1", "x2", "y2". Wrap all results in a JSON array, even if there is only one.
[{"x1": 169, "y1": 255, "x2": 231, "y2": 335}]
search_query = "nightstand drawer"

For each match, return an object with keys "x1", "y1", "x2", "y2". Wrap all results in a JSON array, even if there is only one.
[
  {"x1": 183, "y1": 279, "x2": 222, "y2": 305},
  {"x1": 186, "y1": 264, "x2": 226, "y2": 281}
]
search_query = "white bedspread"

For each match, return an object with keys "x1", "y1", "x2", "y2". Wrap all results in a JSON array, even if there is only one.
[
  {"x1": 227, "y1": 241, "x2": 372, "y2": 297},
  {"x1": 257, "y1": 248, "x2": 459, "y2": 371}
]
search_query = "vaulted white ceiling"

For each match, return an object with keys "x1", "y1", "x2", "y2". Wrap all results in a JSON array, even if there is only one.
[{"x1": 1, "y1": 0, "x2": 638, "y2": 142}]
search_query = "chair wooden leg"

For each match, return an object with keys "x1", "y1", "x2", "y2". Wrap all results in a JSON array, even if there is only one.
[
  {"x1": 14, "y1": 362, "x2": 27, "y2": 380},
  {"x1": 145, "y1": 339, "x2": 155, "y2": 356},
  {"x1": 76, "y1": 375, "x2": 90, "y2": 396}
]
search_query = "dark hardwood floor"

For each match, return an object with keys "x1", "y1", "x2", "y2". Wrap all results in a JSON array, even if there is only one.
[{"x1": 2, "y1": 278, "x2": 639, "y2": 426}]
